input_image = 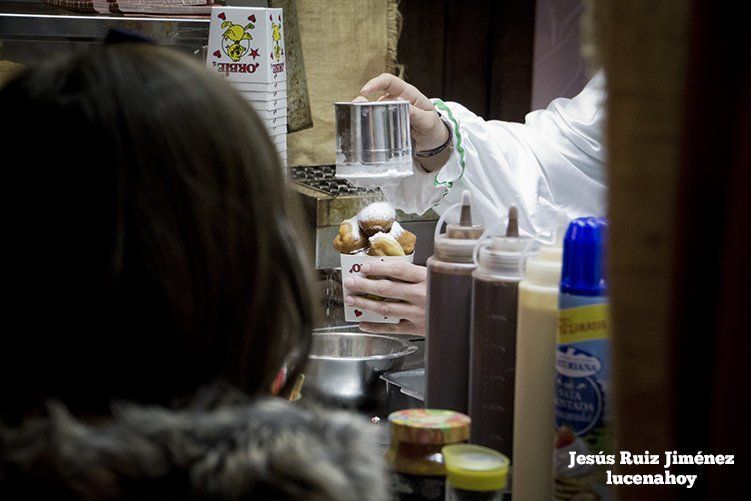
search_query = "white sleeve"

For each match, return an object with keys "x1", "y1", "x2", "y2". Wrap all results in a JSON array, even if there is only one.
[{"x1": 381, "y1": 71, "x2": 608, "y2": 234}]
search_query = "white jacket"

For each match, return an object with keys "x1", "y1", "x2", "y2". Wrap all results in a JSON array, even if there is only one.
[{"x1": 381, "y1": 71, "x2": 607, "y2": 234}]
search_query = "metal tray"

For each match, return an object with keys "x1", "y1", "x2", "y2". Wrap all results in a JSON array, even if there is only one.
[{"x1": 381, "y1": 368, "x2": 425, "y2": 414}]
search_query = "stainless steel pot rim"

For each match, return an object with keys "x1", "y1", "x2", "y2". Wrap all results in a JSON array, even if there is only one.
[
  {"x1": 333, "y1": 100, "x2": 409, "y2": 106},
  {"x1": 309, "y1": 332, "x2": 418, "y2": 361}
]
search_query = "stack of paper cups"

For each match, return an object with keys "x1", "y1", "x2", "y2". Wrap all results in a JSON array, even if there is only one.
[{"x1": 206, "y1": 6, "x2": 288, "y2": 166}]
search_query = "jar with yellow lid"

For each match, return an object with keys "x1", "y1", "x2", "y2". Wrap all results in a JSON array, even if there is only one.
[
  {"x1": 442, "y1": 444, "x2": 509, "y2": 501},
  {"x1": 387, "y1": 409, "x2": 471, "y2": 500}
]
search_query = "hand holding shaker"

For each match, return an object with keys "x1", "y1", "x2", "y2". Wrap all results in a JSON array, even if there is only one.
[
  {"x1": 426, "y1": 191, "x2": 485, "y2": 414},
  {"x1": 334, "y1": 100, "x2": 413, "y2": 188}
]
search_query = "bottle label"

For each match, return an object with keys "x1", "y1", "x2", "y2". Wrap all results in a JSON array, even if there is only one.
[
  {"x1": 557, "y1": 304, "x2": 608, "y2": 345},
  {"x1": 554, "y1": 302, "x2": 612, "y2": 500}
]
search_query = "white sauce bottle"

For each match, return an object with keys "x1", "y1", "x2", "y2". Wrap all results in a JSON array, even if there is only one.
[{"x1": 511, "y1": 230, "x2": 563, "y2": 500}]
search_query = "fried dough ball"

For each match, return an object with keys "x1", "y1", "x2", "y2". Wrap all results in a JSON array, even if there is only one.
[
  {"x1": 368, "y1": 232, "x2": 406, "y2": 257},
  {"x1": 357, "y1": 202, "x2": 396, "y2": 236},
  {"x1": 388, "y1": 221, "x2": 416, "y2": 255},
  {"x1": 332, "y1": 217, "x2": 368, "y2": 254}
]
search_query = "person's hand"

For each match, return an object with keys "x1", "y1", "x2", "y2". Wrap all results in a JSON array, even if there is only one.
[
  {"x1": 342, "y1": 260, "x2": 427, "y2": 336},
  {"x1": 357, "y1": 73, "x2": 449, "y2": 153}
]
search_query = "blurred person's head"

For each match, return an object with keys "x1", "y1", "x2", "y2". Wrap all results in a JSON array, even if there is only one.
[{"x1": 0, "y1": 43, "x2": 315, "y2": 422}]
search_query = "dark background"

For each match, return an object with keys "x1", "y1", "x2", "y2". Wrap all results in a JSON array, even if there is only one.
[{"x1": 397, "y1": 0, "x2": 536, "y2": 123}]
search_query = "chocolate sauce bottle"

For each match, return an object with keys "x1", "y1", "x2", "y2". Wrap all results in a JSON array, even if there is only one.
[
  {"x1": 469, "y1": 207, "x2": 528, "y2": 467},
  {"x1": 425, "y1": 191, "x2": 485, "y2": 414}
]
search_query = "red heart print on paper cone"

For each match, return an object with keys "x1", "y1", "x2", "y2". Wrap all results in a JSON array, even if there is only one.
[
  {"x1": 354, "y1": 310, "x2": 363, "y2": 318},
  {"x1": 218, "y1": 12, "x2": 226, "y2": 20},
  {"x1": 213, "y1": 50, "x2": 221, "y2": 58},
  {"x1": 248, "y1": 14, "x2": 256, "y2": 22}
]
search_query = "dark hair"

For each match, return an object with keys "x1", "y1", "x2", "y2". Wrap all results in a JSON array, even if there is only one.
[{"x1": 0, "y1": 44, "x2": 315, "y2": 421}]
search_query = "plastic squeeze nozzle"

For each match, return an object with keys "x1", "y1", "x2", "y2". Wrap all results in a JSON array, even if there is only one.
[
  {"x1": 446, "y1": 190, "x2": 485, "y2": 240},
  {"x1": 459, "y1": 190, "x2": 472, "y2": 225},
  {"x1": 505, "y1": 205, "x2": 519, "y2": 237}
]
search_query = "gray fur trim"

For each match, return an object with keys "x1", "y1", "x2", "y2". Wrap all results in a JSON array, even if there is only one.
[{"x1": 1, "y1": 398, "x2": 389, "y2": 500}]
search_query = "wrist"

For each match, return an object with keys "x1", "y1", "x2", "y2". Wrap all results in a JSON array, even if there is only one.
[
  {"x1": 414, "y1": 114, "x2": 454, "y2": 173},
  {"x1": 415, "y1": 113, "x2": 450, "y2": 152}
]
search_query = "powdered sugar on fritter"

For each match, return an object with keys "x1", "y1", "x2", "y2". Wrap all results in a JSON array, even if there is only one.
[
  {"x1": 368, "y1": 231, "x2": 400, "y2": 246},
  {"x1": 358, "y1": 202, "x2": 396, "y2": 223},
  {"x1": 346, "y1": 216, "x2": 364, "y2": 240},
  {"x1": 388, "y1": 221, "x2": 405, "y2": 238}
]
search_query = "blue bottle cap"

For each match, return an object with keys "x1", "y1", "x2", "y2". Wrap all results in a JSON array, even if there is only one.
[{"x1": 560, "y1": 217, "x2": 608, "y2": 296}]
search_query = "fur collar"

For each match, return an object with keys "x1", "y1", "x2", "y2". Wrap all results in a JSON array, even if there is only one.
[{"x1": 0, "y1": 397, "x2": 388, "y2": 500}]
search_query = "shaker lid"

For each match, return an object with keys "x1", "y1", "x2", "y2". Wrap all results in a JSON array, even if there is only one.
[{"x1": 388, "y1": 409, "x2": 471, "y2": 444}]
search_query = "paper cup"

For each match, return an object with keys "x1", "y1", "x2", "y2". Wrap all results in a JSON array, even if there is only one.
[
  {"x1": 206, "y1": 7, "x2": 286, "y2": 84},
  {"x1": 266, "y1": 124, "x2": 287, "y2": 136},
  {"x1": 340, "y1": 252, "x2": 415, "y2": 324},
  {"x1": 231, "y1": 81, "x2": 288, "y2": 92}
]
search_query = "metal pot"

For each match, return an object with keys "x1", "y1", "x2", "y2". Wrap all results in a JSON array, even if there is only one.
[
  {"x1": 305, "y1": 332, "x2": 418, "y2": 409},
  {"x1": 334, "y1": 100, "x2": 413, "y2": 187},
  {"x1": 381, "y1": 368, "x2": 425, "y2": 414}
]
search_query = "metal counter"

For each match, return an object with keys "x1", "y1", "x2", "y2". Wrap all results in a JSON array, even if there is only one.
[{"x1": 0, "y1": 1, "x2": 210, "y2": 63}]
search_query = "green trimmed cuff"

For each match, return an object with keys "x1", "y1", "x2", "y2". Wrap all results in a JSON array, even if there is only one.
[{"x1": 431, "y1": 99, "x2": 466, "y2": 202}]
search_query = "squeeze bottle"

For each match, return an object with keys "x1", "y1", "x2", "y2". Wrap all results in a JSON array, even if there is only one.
[
  {"x1": 469, "y1": 207, "x2": 528, "y2": 464},
  {"x1": 553, "y1": 217, "x2": 611, "y2": 500},
  {"x1": 425, "y1": 191, "x2": 485, "y2": 413},
  {"x1": 511, "y1": 224, "x2": 564, "y2": 500}
]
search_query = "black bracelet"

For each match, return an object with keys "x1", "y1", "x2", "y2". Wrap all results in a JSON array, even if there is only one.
[{"x1": 415, "y1": 114, "x2": 453, "y2": 158}]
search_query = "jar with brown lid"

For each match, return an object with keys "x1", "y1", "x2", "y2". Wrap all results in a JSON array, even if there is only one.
[{"x1": 387, "y1": 409, "x2": 471, "y2": 500}]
